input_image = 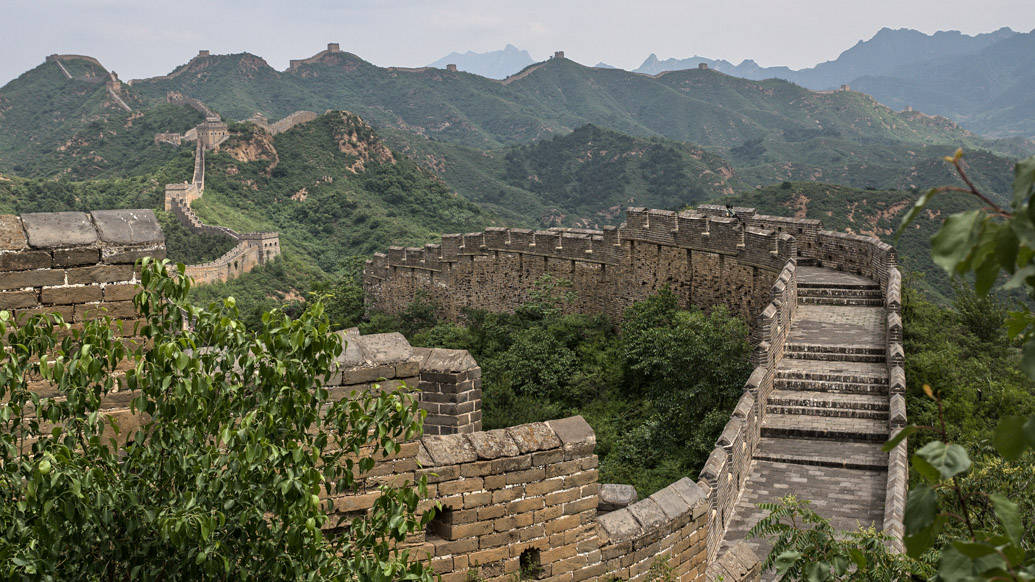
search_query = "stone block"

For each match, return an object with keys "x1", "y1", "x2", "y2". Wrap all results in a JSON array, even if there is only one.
[
  {"x1": 627, "y1": 498, "x2": 666, "y2": 530},
  {"x1": 0, "y1": 269, "x2": 64, "y2": 290},
  {"x1": 422, "y1": 434, "x2": 478, "y2": 466},
  {"x1": 466, "y1": 429, "x2": 520, "y2": 459},
  {"x1": 21, "y1": 212, "x2": 97, "y2": 248},
  {"x1": 103, "y1": 283, "x2": 140, "y2": 302},
  {"x1": 41, "y1": 285, "x2": 102, "y2": 305},
  {"x1": 0, "y1": 250, "x2": 51, "y2": 272},
  {"x1": 596, "y1": 508, "x2": 641, "y2": 542},
  {"x1": 67, "y1": 264, "x2": 134, "y2": 285},
  {"x1": 648, "y1": 484, "x2": 690, "y2": 520},
  {"x1": 52, "y1": 247, "x2": 101, "y2": 267},
  {"x1": 0, "y1": 216, "x2": 27, "y2": 250},
  {"x1": 90, "y1": 209, "x2": 163, "y2": 245},
  {"x1": 0, "y1": 290, "x2": 38, "y2": 310},
  {"x1": 506, "y1": 422, "x2": 561, "y2": 453},
  {"x1": 546, "y1": 416, "x2": 595, "y2": 448}
]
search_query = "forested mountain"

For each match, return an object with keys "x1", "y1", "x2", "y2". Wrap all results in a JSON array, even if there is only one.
[{"x1": 632, "y1": 27, "x2": 1035, "y2": 138}]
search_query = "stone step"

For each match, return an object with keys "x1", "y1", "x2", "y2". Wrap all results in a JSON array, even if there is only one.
[
  {"x1": 776, "y1": 368, "x2": 888, "y2": 386},
  {"x1": 797, "y1": 287, "x2": 883, "y2": 299},
  {"x1": 769, "y1": 390, "x2": 888, "y2": 411},
  {"x1": 752, "y1": 437, "x2": 888, "y2": 470},
  {"x1": 774, "y1": 378, "x2": 888, "y2": 395},
  {"x1": 799, "y1": 296, "x2": 885, "y2": 307},
  {"x1": 761, "y1": 413, "x2": 888, "y2": 442},
  {"x1": 797, "y1": 281, "x2": 881, "y2": 291},
  {"x1": 765, "y1": 405, "x2": 889, "y2": 420},
  {"x1": 785, "y1": 351, "x2": 886, "y2": 363},
  {"x1": 786, "y1": 343, "x2": 885, "y2": 356}
]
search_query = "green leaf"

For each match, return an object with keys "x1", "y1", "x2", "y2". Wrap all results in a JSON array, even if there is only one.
[
  {"x1": 995, "y1": 223, "x2": 1020, "y2": 274},
  {"x1": 930, "y1": 210, "x2": 983, "y2": 275},
  {"x1": 903, "y1": 485, "x2": 938, "y2": 536},
  {"x1": 990, "y1": 493, "x2": 1023, "y2": 545},
  {"x1": 994, "y1": 416, "x2": 1031, "y2": 460},
  {"x1": 882, "y1": 425, "x2": 919, "y2": 452},
  {"x1": 916, "y1": 441, "x2": 971, "y2": 480},
  {"x1": 911, "y1": 452, "x2": 940, "y2": 483},
  {"x1": 938, "y1": 545, "x2": 980, "y2": 582},
  {"x1": 1013, "y1": 155, "x2": 1035, "y2": 207}
]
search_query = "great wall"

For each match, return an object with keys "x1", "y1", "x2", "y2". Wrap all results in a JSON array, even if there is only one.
[
  {"x1": 0, "y1": 201, "x2": 907, "y2": 580},
  {"x1": 362, "y1": 205, "x2": 909, "y2": 580},
  {"x1": 15, "y1": 47, "x2": 910, "y2": 580},
  {"x1": 156, "y1": 93, "x2": 282, "y2": 284}
]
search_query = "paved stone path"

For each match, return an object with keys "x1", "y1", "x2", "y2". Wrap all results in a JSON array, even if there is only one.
[{"x1": 721, "y1": 266, "x2": 889, "y2": 567}]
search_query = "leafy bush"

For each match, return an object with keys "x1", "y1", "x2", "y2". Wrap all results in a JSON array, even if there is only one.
[{"x1": 0, "y1": 259, "x2": 432, "y2": 580}]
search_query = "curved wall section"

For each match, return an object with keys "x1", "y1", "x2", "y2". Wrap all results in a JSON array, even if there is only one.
[{"x1": 364, "y1": 208, "x2": 796, "y2": 325}]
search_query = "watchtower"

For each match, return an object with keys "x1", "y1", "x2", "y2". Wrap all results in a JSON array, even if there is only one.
[
  {"x1": 553, "y1": 51, "x2": 565, "y2": 59},
  {"x1": 197, "y1": 50, "x2": 211, "y2": 58},
  {"x1": 446, "y1": 63, "x2": 457, "y2": 72}
]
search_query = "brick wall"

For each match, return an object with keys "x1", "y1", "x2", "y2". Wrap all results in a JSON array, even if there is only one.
[
  {"x1": 364, "y1": 208, "x2": 794, "y2": 324},
  {"x1": 0, "y1": 210, "x2": 162, "y2": 330}
]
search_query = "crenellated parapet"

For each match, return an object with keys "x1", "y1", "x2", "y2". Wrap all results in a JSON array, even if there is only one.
[{"x1": 366, "y1": 207, "x2": 796, "y2": 324}]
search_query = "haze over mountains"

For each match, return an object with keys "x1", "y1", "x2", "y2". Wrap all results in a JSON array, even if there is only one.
[
  {"x1": 426, "y1": 45, "x2": 534, "y2": 79},
  {"x1": 427, "y1": 27, "x2": 1035, "y2": 138}
]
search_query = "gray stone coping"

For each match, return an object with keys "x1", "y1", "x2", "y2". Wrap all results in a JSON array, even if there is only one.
[{"x1": 15, "y1": 209, "x2": 163, "y2": 249}]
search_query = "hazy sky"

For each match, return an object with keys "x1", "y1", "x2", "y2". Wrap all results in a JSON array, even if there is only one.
[{"x1": 2, "y1": 0, "x2": 1033, "y2": 85}]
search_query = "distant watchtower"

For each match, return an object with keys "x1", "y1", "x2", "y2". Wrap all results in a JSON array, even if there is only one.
[
  {"x1": 698, "y1": 63, "x2": 708, "y2": 70},
  {"x1": 326, "y1": 43, "x2": 341, "y2": 53},
  {"x1": 446, "y1": 63, "x2": 458, "y2": 72},
  {"x1": 839, "y1": 84, "x2": 851, "y2": 92},
  {"x1": 197, "y1": 50, "x2": 211, "y2": 58},
  {"x1": 197, "y1": 116, "x2": 229, "y2": 150},
  {"x1": 553, "y1": 51, "x2": 565, "y2": 59}
]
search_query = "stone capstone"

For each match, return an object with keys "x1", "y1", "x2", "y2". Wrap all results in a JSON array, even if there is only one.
[
  {"x1": 597, "y1": 483, "x2": 637, "y2": 512},
  {"x1": 545, "y1": 415, "x2": 595, "y2": 448},
  {"x1": 21, "y1": 212, "x2": 97, "y2": 248},
  {"x1": 421, "y1": 433, "x2": 478, "y2": 466},
  {"x1": 0, "y1": 215, "x2": 27, "y2": 250},
  {"x1": 505, "y1": 422, "x2": 561, "y2": 453},
  {"x1": 421, "y1": 347, "x2": 478, "y2": 372},
  {"x1": 90, "y1": 209, "x2": 164, "y2": 245},
  {"x1": 466, "y1": 428, "x2": 520, "y2": 459},
  {"x1": 595, "y1": 507, "x2": 642, "y2": 542}
]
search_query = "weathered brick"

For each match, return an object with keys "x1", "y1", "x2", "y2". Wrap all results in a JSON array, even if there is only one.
[
  {"x1": 0, "y1": 269, "x2": 64, "y2": 290},
  {"x1": 74, "y1": 301, "x2": 137, "y2": 321},
  {"x1": 52, "y1": 247, "x2": 100, "y2": 267},
  {"x1": 437, "y1": 477, "x2": 483, "y2": 496},
  {"x1": 0, "y1": 250, "x2": 51, "y2": 271},
  {"x1": 67, "y1": 265, "x2": 134, "y2": 285},
  {"x1": 0, "y1": 290, "x2": 38, "y2": 310},
  {"x1": 41, "y1": 286, "x2": 102, "y2": 305}
]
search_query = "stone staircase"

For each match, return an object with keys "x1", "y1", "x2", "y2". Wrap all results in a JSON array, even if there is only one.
[{"x1": 721, "y1": 267, "x2": 890, "y2": 564}]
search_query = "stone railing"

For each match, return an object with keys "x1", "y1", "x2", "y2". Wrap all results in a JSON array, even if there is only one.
[
  {"x1": 883, "y1": 266, "x2": 907, "y2": 551},
  {"x1": 698, "y1": 260, "x2": 796, "y2": 563}
]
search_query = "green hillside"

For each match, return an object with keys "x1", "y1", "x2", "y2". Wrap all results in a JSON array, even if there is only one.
[
  {"x1": 0, "y1": 60, "x2": 203, "y2": 178},
  {"x1": 122, "y1": 52, "x2": 1028, "y2": 158},
  {"x1": 0, "y1": 110, "x2": 495, "y2": 279},
  {"x1": 383, "y1": 124, "x2": 740, "y2": 228}
]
